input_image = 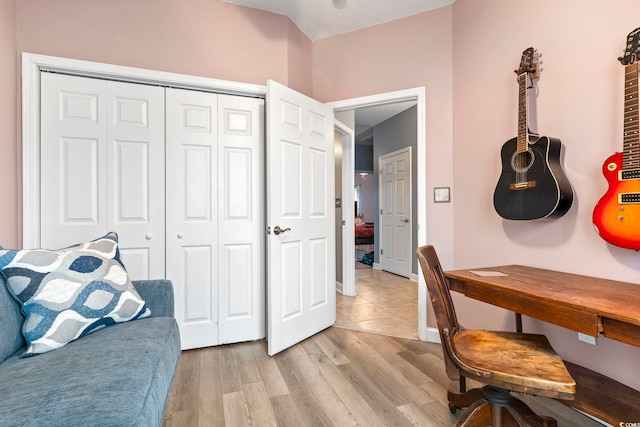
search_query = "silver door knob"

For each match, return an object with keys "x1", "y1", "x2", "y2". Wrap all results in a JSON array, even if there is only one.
[
  {"x1": 145, "y1": 233, "x2": 152, "y2": 240},
  {"x1": 273, "y1": 226, "x2": 291, "y2": 235},
  {"x1": 177, "y1": 232, "x2": 184, "y2": 239}
]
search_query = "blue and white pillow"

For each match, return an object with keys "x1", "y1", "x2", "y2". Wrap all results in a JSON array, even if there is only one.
[{"x1": 0, "y1": 232, "x2": 150, "y2": 356}]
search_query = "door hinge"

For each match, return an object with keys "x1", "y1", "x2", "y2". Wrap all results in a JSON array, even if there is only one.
[{"x1": 380, "y1": 249, "x2": 384, "y2": 255}]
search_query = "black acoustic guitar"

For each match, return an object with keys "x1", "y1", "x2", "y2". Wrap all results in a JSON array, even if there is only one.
[{"x1": 493, "y1": 47, "x2": 573, "y2": 220}]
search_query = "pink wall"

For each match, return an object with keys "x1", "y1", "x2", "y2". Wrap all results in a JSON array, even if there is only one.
[
  {"x1": 0, "y1": 0, "x2": 17, "y2": 248},
  {"x1": 17, "y1": 0, "x2": 290, "y2": 85},
  {"x1": 1, "y1": 0, "x2": 312, "y2": 248},
  {"x1": 452, "y1": 0, "x2": 640, "y2": 390},
  {"x1": 313, "y1": 7, "x2": 456, "y2": 275},
  {"x1": 286, "y1": 20, "x2": 313, "y2": 97}
]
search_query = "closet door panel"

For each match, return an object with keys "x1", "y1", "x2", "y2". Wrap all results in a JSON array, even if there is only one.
[
  {"x1": 166, "y1": 88, "x2": 219, "y2": 350},
  {"x1": 41, "y1": 73, "x2": 108, "y2": 249},
  {"x1": 218, "y1": 95, "x2": 265, "y2": 344},
  {"x1": 107, "y1": 81, "x2": 165, "y2": 280}
]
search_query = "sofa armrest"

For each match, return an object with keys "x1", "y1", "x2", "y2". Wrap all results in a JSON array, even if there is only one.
[{"x1": 132, "y1": 279, "x2": 175, "y2": 318}]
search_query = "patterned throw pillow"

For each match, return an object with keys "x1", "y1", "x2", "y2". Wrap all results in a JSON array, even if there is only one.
[{"x1": 0, "y1": 232, "x2": 150, "y2": 356}]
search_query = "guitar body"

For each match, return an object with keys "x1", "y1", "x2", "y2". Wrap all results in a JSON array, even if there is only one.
[
  {"x1": 592, "y1": 152, "x2": 640, "y2": 249},
  {"x1": 493, "y1": 135, "x2": 573, "y2": 220}
]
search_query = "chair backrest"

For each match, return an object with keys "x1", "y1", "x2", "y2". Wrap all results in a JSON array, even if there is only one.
[{"x1": 416, "y1": 245, "x2": 461, "y2": 380}]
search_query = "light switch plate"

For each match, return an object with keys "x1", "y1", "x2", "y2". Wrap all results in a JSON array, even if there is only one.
[{"x1": 434, "y1": 187, "x2": 450, "y2": 203}]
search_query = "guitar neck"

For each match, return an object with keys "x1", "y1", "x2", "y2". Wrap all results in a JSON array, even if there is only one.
[
  {"x1": 623, "y1": 62, "x2": 640, "y2": 170},
  {"x1": 516, "y1": 72, "x2": 529, "y2": 153}
]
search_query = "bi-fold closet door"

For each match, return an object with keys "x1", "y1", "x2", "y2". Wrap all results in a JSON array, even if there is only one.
[{"x1": 40, "y1": 72, "x2": 265, "y2": 350}]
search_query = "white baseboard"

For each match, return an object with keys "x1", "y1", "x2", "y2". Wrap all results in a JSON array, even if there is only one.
[
  {"x1": 373, "y1": 262, "x2": 381, "y2": 270},
  {"x1": 336, "y1": 281, "x2": 344, "y2": 294},
  {"x1": 426, "y1": 327, "x2": 441, "y2": 344}
]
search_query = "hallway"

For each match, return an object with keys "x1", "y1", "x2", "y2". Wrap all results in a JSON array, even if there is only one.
[{"x1": 335, "y1": 264, "x2": 419, "y2": 340}]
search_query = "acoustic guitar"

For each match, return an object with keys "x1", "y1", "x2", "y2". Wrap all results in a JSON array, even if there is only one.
[
  {"x1": 493, "y1": 47, "x2": 573, "y2": 220},
  {"x1": 592, "y1": 27, "x2": 640, "y2": 249}
]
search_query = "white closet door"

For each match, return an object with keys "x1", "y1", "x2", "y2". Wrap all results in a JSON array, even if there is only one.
[
  {"x1": 266, "y1": 80, "x2": 336, "y2": 356},
  {"x1": 166, "y1": 88, "x2": 219, "y2": 350},
  {"x1": 106, "y1": 81, "x2": 165, "y2": 280},
  {"x1": 40, "y1": 73, "x2": 165, "y2": 281},
  {"x1": 41, "y1": 73, "x2": 108, "y2": 248},
  {"x1": 217, "y1": 94, "x2": 265, "y2": 344}
]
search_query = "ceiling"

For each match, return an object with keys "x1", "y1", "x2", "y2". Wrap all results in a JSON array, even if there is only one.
[
  {"x1": 353, "y1": 101, "x2": 416, "y2": 143},
  {"x1": 222, "y1": 0, "x2": 454, "y2": 41}
]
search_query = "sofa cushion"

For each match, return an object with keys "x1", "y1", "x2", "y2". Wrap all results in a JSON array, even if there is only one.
[
  {"x1": 0, "y1": 268, "x2": 25, "y2": 364},
  {"x1": 0, "y1": 232, "x2": 150, "y2": 356},
  {"x1": 0, "y1": 316, "x2": 180, "y2": 427}
]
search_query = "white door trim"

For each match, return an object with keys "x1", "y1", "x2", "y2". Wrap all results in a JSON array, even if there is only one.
[
  {"x1": 326, "y1": 88, "x2": 429, "y2": 342},
  {"x1": 22, "y1": 52, "x2": 266, "y2": 249},
  {"x1": 335, "y1": 119, "x2": 356, "y2": 297}
]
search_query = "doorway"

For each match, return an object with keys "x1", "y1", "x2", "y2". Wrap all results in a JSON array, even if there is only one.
[{"x1": 329, "y1": 88, "x2": 427, "y2": 341}]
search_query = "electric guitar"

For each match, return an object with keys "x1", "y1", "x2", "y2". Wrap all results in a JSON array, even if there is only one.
[
  {"x1": 493, "y1": 47, "x2": 573, "y2": 220},
  {"x1": 593, "y1": 27, "x2": 640, "y2": 249}
]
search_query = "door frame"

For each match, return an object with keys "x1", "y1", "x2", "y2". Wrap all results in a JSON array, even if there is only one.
[
  {"x1": 378, "y1": 146, "x2": 412, "y2": 279},
  {"x1": 335, "y1": 120, "x2": 356, "y2": 296},
  {"x1": 326, "y1": 88, "x2": 428, "y2": 342}
]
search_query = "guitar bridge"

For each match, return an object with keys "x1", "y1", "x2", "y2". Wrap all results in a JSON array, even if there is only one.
[
  {"x1": 618, "y1": 193, "x2": 640, "y2": 204},
  {"x1": 509, "y1": 181, "x2": 537, "y2": 190}
]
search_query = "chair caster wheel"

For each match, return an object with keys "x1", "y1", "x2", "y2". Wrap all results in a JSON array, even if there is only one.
[{"x1": 449, "y1": 404, "x2": 458, "y2": 414}]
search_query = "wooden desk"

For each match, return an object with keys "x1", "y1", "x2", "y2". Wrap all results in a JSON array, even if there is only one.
[{"x1": 445, "y1": 265, "x2": 640, "y2": 424}]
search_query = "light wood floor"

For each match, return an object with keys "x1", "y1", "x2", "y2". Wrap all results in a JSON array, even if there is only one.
[
  {"x1": 163, "y1": 264, "x2": 602, "y2": 426},
  {"x1": 336, "y1": 264, "x2": 418, "y2": 340},
  {"x1": 162, "y1": 327, "x2": 602, "y2": 426}
]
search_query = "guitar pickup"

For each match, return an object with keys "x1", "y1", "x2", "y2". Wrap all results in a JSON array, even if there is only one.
[
  {"x1": 509, "y1": 181, "x2": 537, "y2": 190},
  {"x1": 618, "y1": 193, "x2": 640, "y2": 204},
  {"x1": 619, "y1": 169, "x2": 640, "y2": 180}
]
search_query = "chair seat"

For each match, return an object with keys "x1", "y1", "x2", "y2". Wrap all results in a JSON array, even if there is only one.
[{"x1": 454, "y1": 330, "x2": 576, "y2": 400}]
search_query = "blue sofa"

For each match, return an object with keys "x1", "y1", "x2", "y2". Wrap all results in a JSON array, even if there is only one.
[{"x1": 0, "y1": 276, "x2": 181, "y2": 427}]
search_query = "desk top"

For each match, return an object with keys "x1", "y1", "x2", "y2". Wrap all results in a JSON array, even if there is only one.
[{"x1": 445, "y1": 265, "x2": 640, "y2": 331}]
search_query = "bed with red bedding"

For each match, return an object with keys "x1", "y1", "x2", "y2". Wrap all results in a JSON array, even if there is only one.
[{"x1": 355, "y1": 223, "x2": 374, "y2": 245}]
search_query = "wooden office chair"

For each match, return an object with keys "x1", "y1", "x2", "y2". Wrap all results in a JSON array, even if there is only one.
[{"x1": 416, "y1": 245, "x2": 575, "y2": 427}]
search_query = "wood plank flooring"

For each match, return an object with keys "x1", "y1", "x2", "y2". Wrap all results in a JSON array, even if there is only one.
[
  {"x1": 162, "y1": 327, "x2": 603, "y2": 426},
  {"x1": 163, "y1": 264, "x2": 603, "y2": 426}
]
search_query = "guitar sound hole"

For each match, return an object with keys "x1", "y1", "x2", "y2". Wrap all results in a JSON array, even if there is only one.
[{"x1": 511, "y1": 149, "x2": 534, "y2": 173}]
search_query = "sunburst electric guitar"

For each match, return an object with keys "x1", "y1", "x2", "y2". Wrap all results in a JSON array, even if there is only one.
[
  {"x1": 493, "y1": 47, "x2": 573, "y2": 220},
  {"x1": 593, "y1": 27, "x2": 640, "y2": 249}
]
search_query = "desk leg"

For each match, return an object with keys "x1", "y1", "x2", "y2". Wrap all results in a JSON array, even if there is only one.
[{"x1": 515, "y1": 313, "x2": 522, "y2": 333}]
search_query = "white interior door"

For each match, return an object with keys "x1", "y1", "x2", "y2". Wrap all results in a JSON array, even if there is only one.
[
  {"x1": 165, "y1": 88, "x2": 219, "y2": 350},
  {"x1": 266, "y1": 80, "x2": 336, "y2": 356},
  {"x1": 40, "y1": 73, "x2": 165, "y2": 280},
  {"x1": 379, "y1": 147, "x2": 412, "y2": 278}
]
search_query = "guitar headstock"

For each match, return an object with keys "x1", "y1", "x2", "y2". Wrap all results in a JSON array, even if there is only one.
[
  {"x1": 514, "y1": 47, "x2": 540, "y2": 81},
  {"x1": 619, "y1": 27, "x2": 640, "y2": 65}
]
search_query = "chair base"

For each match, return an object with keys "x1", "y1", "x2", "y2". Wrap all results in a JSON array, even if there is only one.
[{"x1": 450, "y1": 386, "x2": 558, "y2": 427}]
